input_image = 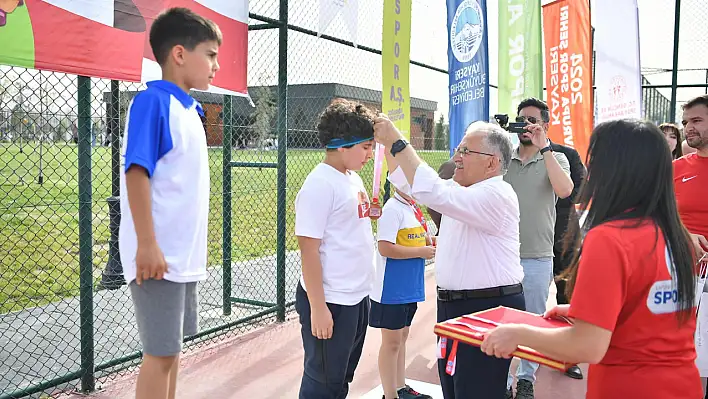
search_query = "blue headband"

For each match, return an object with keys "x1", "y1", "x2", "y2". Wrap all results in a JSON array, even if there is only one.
[{"x1": 325, "y1": 136, "x2": 373, "y2": 149}]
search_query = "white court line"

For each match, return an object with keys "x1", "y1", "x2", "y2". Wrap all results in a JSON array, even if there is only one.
[{"x1": 361, "y1": 379, "x2": 444, "y2": 399}]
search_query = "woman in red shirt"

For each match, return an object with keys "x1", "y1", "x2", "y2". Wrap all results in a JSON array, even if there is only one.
[{"x1": 482, "y1": 119, "x2": 702, "y2": 399}]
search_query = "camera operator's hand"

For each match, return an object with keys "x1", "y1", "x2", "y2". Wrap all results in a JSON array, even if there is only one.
[{"x1": 525, "y1": 123, "x2": 549, "y2": 150}]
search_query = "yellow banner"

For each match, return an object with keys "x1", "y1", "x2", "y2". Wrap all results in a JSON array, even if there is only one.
[{"x1": 381, "y1": 0, "x2": 412, "y2": 191}]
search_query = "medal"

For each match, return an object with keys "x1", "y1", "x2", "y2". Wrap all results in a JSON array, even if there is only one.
[
  {"x1": 370, "y1": 143, "x2": 386, "y2": 220},
  {"x1": 369, "y1": 198, "x2": 382, "y2": 220}
]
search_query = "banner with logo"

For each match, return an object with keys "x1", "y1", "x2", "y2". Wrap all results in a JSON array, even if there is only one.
[
  {"x1": 0, "y1": 0, "x2": 248, "y2": 96},
  {"x1": 446, "y1": 0, "x2": 489, "y2": 156},
  {"x1": 542, "y1": 0, "x2": 593, "y2": 159},
  {"x1": 319, "y1": 0, "x2": 359, "y2": 47},
  {"x1": 498, "y1": 0, "x2": 543, "y2": 135},
  {"x1": 378, "y1": 0, "x2": 411, "y2": 196},
  {"x1": 594, "y1": 0, "x2": 642, "y2": 124}
]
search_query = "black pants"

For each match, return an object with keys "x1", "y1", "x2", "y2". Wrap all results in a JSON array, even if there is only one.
[
  {"x1": 295, "y1": 283, "x2": 369, "y2": 399},
  {"x1": 553, "y1": 209, "x2": 579, "y2": 305},
  {"x1": 437, "y1": 292, "x2": 526, "y2": 399}
]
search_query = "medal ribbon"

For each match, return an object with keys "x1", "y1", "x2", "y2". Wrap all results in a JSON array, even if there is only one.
[
  {"x1": 372, "y1": 143, "x2": 385, "y2": 201},
  {"x1": 410, "y1": 200, "x2": 428, "y2": 234}
]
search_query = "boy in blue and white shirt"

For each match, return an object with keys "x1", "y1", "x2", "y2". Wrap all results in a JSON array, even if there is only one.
[
  {"x1": 371, "y1": 188, "x2": 436, "y2": 399},
  {"x1": 119, "y1": 8, "x2": 221, "y2": 399}
]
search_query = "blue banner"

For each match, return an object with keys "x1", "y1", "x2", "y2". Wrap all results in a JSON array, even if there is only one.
[{"x1": 446, "y1": 0, "x2": 490, "y2": 155}]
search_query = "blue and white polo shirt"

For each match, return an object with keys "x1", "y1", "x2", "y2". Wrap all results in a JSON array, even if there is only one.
[
  {"x1": 371, "y1": 194, "x2": 427, "y2": 305},
  {"x1": 119, "y1": 80, "x2": 210, "y2": 284}
]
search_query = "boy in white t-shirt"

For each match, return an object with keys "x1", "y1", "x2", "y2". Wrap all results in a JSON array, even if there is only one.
[
  {"x1": 119, "y1": 8, "x2": 221, "y2": 399},
  {"x1": 371, "y1": 188, "x2": 436, "y2": 399},
  {"x1": 294, "y1": 99, "x2": 377, "y2": 399}
]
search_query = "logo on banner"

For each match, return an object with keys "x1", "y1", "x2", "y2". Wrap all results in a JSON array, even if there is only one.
[
  {"x1": 609, "y1": 75, "x2": 627, "y2": 102},
  {"x1": 450, "y1": 0, "x2": 484, "y2": 63}
]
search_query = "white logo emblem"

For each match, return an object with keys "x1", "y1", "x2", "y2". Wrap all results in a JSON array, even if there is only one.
[
  {"x1": 683, "y1": 175, "x2": 698, "y2": 183},
  {"x1": 647, "y1": 246, "x2": 679, "y2": 314},
  {"x1": 450, "y1": 0, "x2": 484, "y2": 63}
]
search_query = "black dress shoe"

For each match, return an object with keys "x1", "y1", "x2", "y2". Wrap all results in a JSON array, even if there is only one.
[{"x1": 565, "y1": 365, "x2": 583, "y2": 379}]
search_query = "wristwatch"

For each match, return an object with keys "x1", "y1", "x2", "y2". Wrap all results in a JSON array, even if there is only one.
[
  {"x1": 390, "y1": 139, "x2": 409, "y2": 157},
  {"x1": 540, "y1": 140, "x2": 552, "y2": 155}
]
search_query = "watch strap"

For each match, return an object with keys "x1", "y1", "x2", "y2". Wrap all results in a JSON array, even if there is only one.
[{"x1": 390, "y1": 139, "x2": 409, "y2": 157}]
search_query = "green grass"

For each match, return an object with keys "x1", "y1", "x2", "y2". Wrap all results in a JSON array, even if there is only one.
[{"x1": 0, "y1": 143, "x2": 450, "y2": 313}]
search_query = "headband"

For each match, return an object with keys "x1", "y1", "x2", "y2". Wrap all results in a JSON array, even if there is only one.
[{"x1": 325, "y1": 136, "x2": 373, "y2": 149}]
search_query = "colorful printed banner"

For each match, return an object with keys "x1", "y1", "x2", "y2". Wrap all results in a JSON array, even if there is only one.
[
  {"x1": 498, "y1": 0, "x2": 543, "y2": 144},
  {"x1": 446, "y1": 0, "x2": 489, "y2": 156},
  {"x1": 379, "y1": 0, "x2": 411, "y2": 198},
  {"x1": 542, "y1": 0, "x2": 593, "y2": 159},
  {"x1": 594, "y1": 0, "x2": 642, "y2": 124},
  {"x1": 0, "y1": 0, "x2": 248, "y2": 96}
]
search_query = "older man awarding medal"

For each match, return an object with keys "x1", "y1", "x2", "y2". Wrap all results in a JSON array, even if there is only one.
[{"x1": 373, "y1": 114, "x2": 525, "y2": 399}]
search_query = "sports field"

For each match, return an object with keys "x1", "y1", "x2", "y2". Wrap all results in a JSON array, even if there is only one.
[{"x1": 0, "y1": 144, "x2": 450, "y2": 313}]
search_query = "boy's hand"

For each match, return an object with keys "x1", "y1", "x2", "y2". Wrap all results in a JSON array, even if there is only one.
[
  {"x1": 311, "y1": 305, "x2": 334, "y2": 340},
  {"x1": 418, "y1": 245, "x2": 436, "y2": 260},
  {"x1": 135, "y1": 241, "x2": 168, "y2": 285}
]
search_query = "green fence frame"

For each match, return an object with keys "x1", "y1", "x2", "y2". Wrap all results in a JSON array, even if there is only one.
[{"x1": 3, "y1": 0, "x2": 708, "y2": 397}]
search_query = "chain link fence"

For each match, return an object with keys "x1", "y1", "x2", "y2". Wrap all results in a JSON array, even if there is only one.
[
  {"x1": 0, "y1": 1, "x2": 450, "y2": 397},
  {"x1": 1, "y1": 0, "x2": 707, "y2": 398}
]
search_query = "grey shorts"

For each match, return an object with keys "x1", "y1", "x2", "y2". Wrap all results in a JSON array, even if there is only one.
[{"x1": 129, "y1": 279, "x2": 199, "y2": 357}]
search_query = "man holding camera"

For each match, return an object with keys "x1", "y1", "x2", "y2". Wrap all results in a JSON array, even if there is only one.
[{"x1": 503, "y1": 98, "x2": 574, "y2": 399}]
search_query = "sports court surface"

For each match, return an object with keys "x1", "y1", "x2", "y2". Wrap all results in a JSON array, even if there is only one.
[{"x1": 61, "y1": 269, "x2": 587, "y2": 399}]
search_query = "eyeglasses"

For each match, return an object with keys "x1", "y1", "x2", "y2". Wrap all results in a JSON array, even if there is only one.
[
  {"x1": 516, "y1": 115, "x2": 540, "y2": 124},
  {"x1": 454, "y1": 146, "x2": 494, "y2": 157}
]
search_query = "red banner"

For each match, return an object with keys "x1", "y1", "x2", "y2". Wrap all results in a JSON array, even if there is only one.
[
  {"x1": 0, "y1": 0, "x2": 248, "y2": 95},
  {"x1": 542, "y1": 0, "x2": 593, "y2": 160}
]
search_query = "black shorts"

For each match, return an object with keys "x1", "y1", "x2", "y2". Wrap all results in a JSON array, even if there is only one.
[{"x1": 369, "y1": 300, "x2": 418, "y2": 330}]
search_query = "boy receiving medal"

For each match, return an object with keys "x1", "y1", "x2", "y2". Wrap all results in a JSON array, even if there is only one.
[{"x1": 294, "y1": 99, "x2": 377, "y2": 398}]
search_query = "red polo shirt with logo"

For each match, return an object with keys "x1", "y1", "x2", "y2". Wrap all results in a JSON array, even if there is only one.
[
  {"x1": 674, "y1": 153, "x2": 708, "y2": 239},
  {"x1": 568, "y1": 220, "x2": 701, "y2": 399}
]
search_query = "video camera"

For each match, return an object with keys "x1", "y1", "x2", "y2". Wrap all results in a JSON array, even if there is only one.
[{"x1": 494, "y1": 114, "x2": 528, "y2": 134}]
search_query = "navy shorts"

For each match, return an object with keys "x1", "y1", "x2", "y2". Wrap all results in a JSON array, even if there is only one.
[{"x1": 369, "y1": 300, "x2": 418, "y2": 330}]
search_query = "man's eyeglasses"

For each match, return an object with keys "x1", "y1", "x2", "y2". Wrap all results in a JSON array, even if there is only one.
[
  {"x1": 454, "y1": 146, "x2": 494, "y2": 157},
  {"x1": 516, "y1": 115, "x2": 540, "y2": 124}
]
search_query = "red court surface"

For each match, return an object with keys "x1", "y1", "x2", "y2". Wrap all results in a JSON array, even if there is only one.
[{"x1": 64, "y1": 270, "x2": 587, "y2": 398}]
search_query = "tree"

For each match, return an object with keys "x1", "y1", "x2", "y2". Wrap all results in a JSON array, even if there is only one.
[
  {"x1": 249, "y1": 86, "x2": 277, "y2": 149},
  {"x1": 434, "y1": 114, "x2": 448, "y2": 151}
]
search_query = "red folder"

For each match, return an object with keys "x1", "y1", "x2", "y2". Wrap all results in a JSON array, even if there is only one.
[{"x1": 434, "y1": 306, "x2": 575, "y2": 371}]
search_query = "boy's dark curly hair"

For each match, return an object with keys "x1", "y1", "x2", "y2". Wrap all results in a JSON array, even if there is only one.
[{"x1": 317, "y1": 99, "x2": 376, "y2": 148}]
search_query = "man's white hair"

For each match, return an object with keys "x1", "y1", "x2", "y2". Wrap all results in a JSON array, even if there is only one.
[{"x1": 463, "y1": 121, "x2": 513, "y2": 174}]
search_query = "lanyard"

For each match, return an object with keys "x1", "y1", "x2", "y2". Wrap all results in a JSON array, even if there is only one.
[{"x1": 372, "y1": 143, "x2": 385, "y2": 202}]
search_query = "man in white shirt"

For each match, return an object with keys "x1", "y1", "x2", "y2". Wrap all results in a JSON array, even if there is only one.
[{"x1": 375, "y1": 117, "x2": 525, "y2": 399}]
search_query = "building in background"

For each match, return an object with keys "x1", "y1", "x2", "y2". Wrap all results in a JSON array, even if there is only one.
[{"x1": 104, "y1": 83, "x2": 437, "y2": 150}]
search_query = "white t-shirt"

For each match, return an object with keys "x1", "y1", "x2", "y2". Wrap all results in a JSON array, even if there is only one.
[
  {"x1": 371, "y1": 195, "x2": 427, "y2": 304},
  {"x1": 119, "y1": 80, "x2": 210, "y2": 284},
  {"x1": 295, "y1": 163, "x2": 376, "y2": 305}
]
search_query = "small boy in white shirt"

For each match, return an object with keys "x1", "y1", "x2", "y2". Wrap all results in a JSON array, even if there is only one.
[
  {"x1": 294, "y1": 99, "x2": 377, "y2": 398},
  {"x1": 371, "y1": 188, "x2": 436, "y2": 399}
]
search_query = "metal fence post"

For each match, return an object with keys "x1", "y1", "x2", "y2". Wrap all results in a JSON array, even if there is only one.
[
  {"x1": 223, "y1": 94, "x2": 233, "y2": 316},
  {"x1": 101, "y1": 79, "x2": 125, "y2": 289},
  {"x1": 276, "y1": 0, "x2": 288, "y2": 322},
  {"x1": 669, "y1": 0, "x2": 681, "y2": 123},
  {"x1": 77, "y1": 75, "x2": 95, "y2": 393}
]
